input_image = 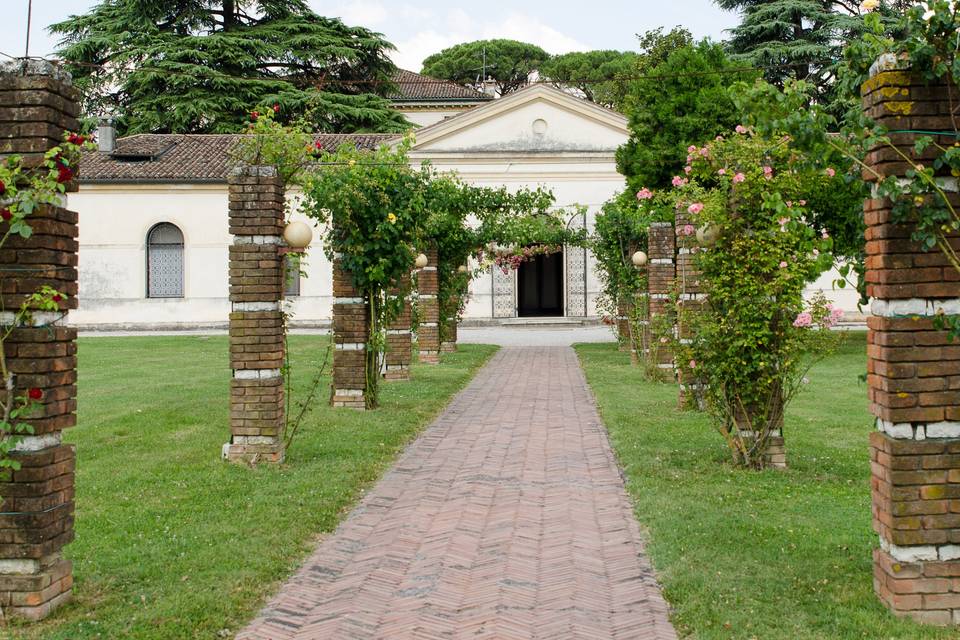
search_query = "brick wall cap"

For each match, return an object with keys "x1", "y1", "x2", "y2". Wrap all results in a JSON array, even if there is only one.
[
  {"x1": 0, "y1": 59, "x2": 72, "y2": 84},
  {"x1": 870, "y1": 53, "x2": 910, "y2": 79},
  {"x1": 230, "y1": 165, "x2": 278, "y2": 178}
]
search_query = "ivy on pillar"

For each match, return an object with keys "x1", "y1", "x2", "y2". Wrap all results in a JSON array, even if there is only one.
[
  {"x1": 864, "y1": 65, "x2": 960, "y2": 627},
  {"x1": 224, "y1": 166, "x2": 286, "y2": 463},
  {"x1": 0, "y1": 60, "x2": 80, "y2": 621},
  {"x1": 674, "y1": 209, "x2": 710, "y2": 414},
  {"x1": 646, "y1": 223, "x2": 676, "y2": 379},
  {"x1": 440, "y1": 290, "x2": 459, "y2": 353},
  {"x1": 417, "y1": 246, "x2": 441, "y2": 364},
  {"x1": 331, "y1": 259, "x2": 370, "y2": 407},
  {"x1": 384, "y1": 273, "x2": 413, "y2": 381}
]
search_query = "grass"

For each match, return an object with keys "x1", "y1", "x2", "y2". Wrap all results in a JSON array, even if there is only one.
[
  {"x1": 575, "y1": 334, "x2": 957, "y2": 640},
  {"x1": 9, "y1": 335, "x2": 496, "y2": 640}
]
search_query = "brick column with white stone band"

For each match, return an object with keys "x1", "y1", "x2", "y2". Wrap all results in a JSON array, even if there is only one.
[
  {"x1": 417, "y1": 246, "x2": 440, "y2": 364},
  {"x1": 224, "y1": 166, "x2": 286, "y2": 463},
  {"x1": 331, "y1": 257, "x2": 369, "y2": 408},
  {"x1": 0, "y1": 59, "x2": 80, "y2": 621},
  {"x1": 864, "y1": 57, "x2": 960, "y2": 626},
  {"x1": 647, "y1": 223, "x2": 675, "y2": 377}
]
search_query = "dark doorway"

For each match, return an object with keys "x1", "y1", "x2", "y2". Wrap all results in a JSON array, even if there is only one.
[{"x1": 518, "y1": 250, "x2": 563, "y2": 317}]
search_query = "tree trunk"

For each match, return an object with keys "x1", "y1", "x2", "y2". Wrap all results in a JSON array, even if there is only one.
[{"x1": 222, "y1": 0, "x2": 237, "y2": 30}]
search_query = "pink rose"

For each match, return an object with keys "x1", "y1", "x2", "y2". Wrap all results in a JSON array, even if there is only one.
[
  {"x1": 636, "y1": 188, "x2": 653, "y2": 200},
  {"x1": 793, "y1": 312, "x2": 812, "y2": 328},
  {"x1": 825, "y1": 167, "x2": 836, "y2": 177},
  {"x1": 699, "y1": 147, "x2": 710, "y2": 157},
  {"x1": 821, "y1": 229, "x2": 830, "y2": 239},
  {"x1": 733, "y1": 172, "x2": 745, "y2": 184},
  {"x1": 683, "y1": 224, "x2": 695, "y2": 236},
  {"x1": 763, "y1": 166, "x2": 774, "y2": 179},
  {"x1": 687, "y1": 145, "x2": 698, "y2": 154},
  {"x1": 672, "y1": 176, "x2": 688, "y2": 187},
  {"x1": 684, "y1": 165, "x2": 692, "y2": 174},
  {"x1": 689, "y1": 359, "x2": 697, "y2": 369},
  {"x1": 735, "y1": 125, "x2": 748, "y2": 134},
  {"x1": 717, "y1": 168, "x2": 726, "y2": 176},
  {"x1": 687, "y1": 203, "x2": 704, "y2": 215},
  {"x1": 798, "y1": 200, "x2": 806, "y2": 206},
  {"x1": 779, "y1": 261, "x2": 788, "y2": 268}
]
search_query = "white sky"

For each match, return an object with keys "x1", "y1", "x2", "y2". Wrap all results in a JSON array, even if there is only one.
[{"x1": 5, "y1": 1, "x2": 740, "y2": 72}]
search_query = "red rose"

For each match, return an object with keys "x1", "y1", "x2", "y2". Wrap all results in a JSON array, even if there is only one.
[
  {"x1": 57, "y1": 165, "x2": 74, "y2": 183},
  {"x1": 67, "y1": 133, "x2": 86, "y2": 145},
  {"x1": 52, "y1": 294, "x2": 63, "y2": 303},
  {"x1": 0, "y1": 179, "x2": 5, "y2": 194},
  {"x1": 273, "y1": 103, "x2": 280, "y2": 113},
  {"x1": 0, "y1": 208, "x2": 10, "y2": 221},
  {"x1": 27, "y1": 388, "x2": 43, "y2": 401},
  {"x1": 250, "y1": 111, "x2": 259, "y2": 121}
]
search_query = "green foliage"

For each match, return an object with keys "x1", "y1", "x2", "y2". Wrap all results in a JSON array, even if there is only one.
[
  {"x1": 634, "y1": 27, "x2": 695, "y2": 70},
  {"x1": 231, "y1": 106, "x2": 313, "y2": 185},
  {"x1": 590, "y1": 191, "x2": 668, "y2": 345},
  {"x1": 669, "y1": 131, "x2": 842, "y2": 468},
  {"x1": 716, "y1": 0, "x2": 910, "y2": 114},
  {"x1": 421, "y1": 39, "x2": 549, "y2": 95},
  {"x1": 51, "y1": 0, "x2": 409, "y2": 135},
  {"x1": 616, "y1": 41, "x2": 749, "y2": 192},
  {"x1": 731, "y1": 78, "x2": 869, "y2": 301},
  {"x1": 539, "y1": 50, "x2": 638, "y2": 109}
]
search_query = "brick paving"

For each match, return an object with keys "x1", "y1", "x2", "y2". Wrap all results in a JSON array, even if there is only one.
[{"x1": 238, "y1": 347, "x2": 677, "y2": 640}]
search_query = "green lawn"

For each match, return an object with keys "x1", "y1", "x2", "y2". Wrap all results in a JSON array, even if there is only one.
[
  {"x1": 576, "y1": 334, "x2": 956, "y2": 640},
  {"x1": 10, "y1": 336, "x2": 496, "y2": 640}
]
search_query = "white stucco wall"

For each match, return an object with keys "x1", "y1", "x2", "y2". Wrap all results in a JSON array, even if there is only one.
[{"x1": 70, "y1": 184, "x2": 335, "y2": 328}]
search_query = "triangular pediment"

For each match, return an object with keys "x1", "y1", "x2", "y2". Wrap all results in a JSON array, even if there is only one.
[{"x1": 407, "y1": 84, "x2": 629, "y2": 154}]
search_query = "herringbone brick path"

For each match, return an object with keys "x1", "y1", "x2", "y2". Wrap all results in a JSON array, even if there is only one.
[{"x1": 238, "y1": 347, "x2": 677, "y2": 639}]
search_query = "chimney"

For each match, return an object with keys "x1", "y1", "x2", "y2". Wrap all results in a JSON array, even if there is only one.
[
  {"x1": 97, "y1": 118, "x2": 116, "y2": 153},
  {"x1": 481, "y1": 76, "x2": 499, "y2": 99}
]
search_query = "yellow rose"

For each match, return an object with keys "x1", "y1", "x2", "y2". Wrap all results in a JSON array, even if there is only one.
[
  {"x1": 387, "y1": 213, "x2": 397, "y2": 225},
  {"x1": 348, "y1": 159, "x2": 356, "y2": 167}
]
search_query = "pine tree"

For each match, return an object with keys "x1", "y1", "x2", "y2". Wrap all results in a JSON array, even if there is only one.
[
  {"x1": 716, "y1": 0, "x2": 912, "y2": 94},
  {"x1": 50, "y1": 0, "x2": 409, "y2": 135}
]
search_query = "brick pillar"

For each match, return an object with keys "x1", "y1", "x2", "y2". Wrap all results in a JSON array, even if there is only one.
[
  {"x1": 864, "y1": 62, "x2": 960, "y2": 626},
  {"x1": 384, "y1": 273, "x2": 412, "y2": 381},
  {"x1": 224, "y1": 166, "x2": 285, "y2": 463},
  {"x1": 417, "y1": 246, "x2": 440, "y2": 364},
  {"x1": 675, "y1": 210, "x2": 712, "y2": 415},
  {"x1": 0, "y1": 60, "x2": 80, "y2": 621},
  {"x1": 633, "y1": 266, "x2": 649, "y2": 366},
  {"x1": 331, "y1": 259, "x2": 369, "y2": 407},
  {"x1": 647, "y1": 223, "x2": 675, "y2": 378},
  {"x1": 441, "y1": 289, "x2": 459, "y2": 353}
]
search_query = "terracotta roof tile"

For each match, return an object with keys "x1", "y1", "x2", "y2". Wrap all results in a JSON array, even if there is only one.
[
  {"x1": 80, "y1": 133, "x2": 399, "y2": 183},
  {"x1": 388, "y1": 69, "x2": 491, "y2": 102}
]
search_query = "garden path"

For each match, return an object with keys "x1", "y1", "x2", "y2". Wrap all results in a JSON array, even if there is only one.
[{"x1": 237, "y1": 347, "x2": 677, "y2": 640}]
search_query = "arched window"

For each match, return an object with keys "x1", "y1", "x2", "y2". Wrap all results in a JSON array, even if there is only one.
[{"x1": 146, "y1": 223, "x2": 184, "y2": 298}]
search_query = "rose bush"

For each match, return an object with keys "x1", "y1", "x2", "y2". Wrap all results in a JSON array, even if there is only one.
[{"x1": 667, "y1": 129, "x2": 843, "y2": 468}]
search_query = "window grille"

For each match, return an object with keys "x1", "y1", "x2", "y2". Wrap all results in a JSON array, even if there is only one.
[{"x1": 146, "y1": 223, "x2": 184, "y2": 298}]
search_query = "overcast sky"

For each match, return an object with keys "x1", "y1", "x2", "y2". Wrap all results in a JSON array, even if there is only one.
[{"x1": 5, "y1": 1, "x2": 740, "y2": 72}]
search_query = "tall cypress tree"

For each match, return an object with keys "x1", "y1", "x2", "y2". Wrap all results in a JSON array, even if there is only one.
[{"x1": 50, "y1": 0, "x2": 409, "y2": 135}]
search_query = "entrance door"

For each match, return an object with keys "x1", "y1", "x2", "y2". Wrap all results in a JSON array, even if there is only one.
[{"x1": 517, "y1": 250, "x2": 563, "y2": 317}]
